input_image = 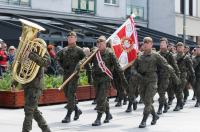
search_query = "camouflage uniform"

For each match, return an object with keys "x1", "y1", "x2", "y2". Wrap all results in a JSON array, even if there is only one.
[
  {"x1": 92, "y1": 48, "x2": 128, "y2": 126},
  {"x1": 125, "y1": 67, "x2": 139, "y2": 112},
  {"x1": 56, "y1": 45, "x2": 85, "y2": 122},
  {"x1": 174, "y1": 52, "x2": 195, "y2": 110},
  {"x1": 13, "y1": 52, "x2": 51, "y2": 132},
  {"x1": 112, "y1": 68, "x2": 127, "y2": 107},
  {"x1": 157, "y1": 50, "x2": 180, "y2": 114},
  {"x1": 131, "y1": 51, "x2": 176, "y2": 127},
  {"x1": 193, "y1": 55, "x2": 200, "y2": 107}
]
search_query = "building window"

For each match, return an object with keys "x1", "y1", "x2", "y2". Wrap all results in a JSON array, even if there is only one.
[
  {"x1": 72, "y1": 0, "x2": 96, "y2": 15},
  {"x1": 0, "y1": 0, "x2": 30, "y2": 6},
  {"x1": 104, "y1": 0, "x2": 118, "y2": 5},
  {"x1": 189, "y1": 0, "x2": 193, "y2": 16},
  {"x1": 127, "y1": 5, "x2": 144, "y2": 20},
  {"x1": 179, "y1": 0, "x2": 196, "y2": 16},
  {"x1": 180, "y1": 0, "x2": 184, "y2": 14}
]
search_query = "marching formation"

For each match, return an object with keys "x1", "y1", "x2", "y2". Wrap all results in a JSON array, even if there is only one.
[{"x1": 9, "y1": 19, "x2": 200, "y2": 132}]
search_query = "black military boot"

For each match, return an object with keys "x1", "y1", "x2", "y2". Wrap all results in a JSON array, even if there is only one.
[
  {"x1": 139, "y1": 114, "x2": 149, "y2": 128},
  {"x1": 163, "y1": 103, "x2": 170, "y2": 113},
  {"x1": 133, "y1": 101, "x2": 138, "y2": 110},
  {"x1": 125, "y1": 102, "x2": 132, "y2": 113},
  {"x1": 139, "y1": 98, "x2": 143, "y2": 104},
  {"x1": 114, "y1": 96, "x2": 119, "y2": 102},
  {"x1": 151, "y1": 110, "x2": 159, "y2": 125},
  {"x1": 173, "y1": 101, "x2": 181, "y2": 111},
  {"x1": 92, "y1": 112, "x2": 103, "y2": 126},
  {"x1": 157, "y1": 104, "x2": 163, "y2": 115},
  {"x1": 74, "y1": 106, "x2": 82, "y2": 120},
  {"x1": 115, "y1": 99, "x2": 122, "y2": 107},
  {"x1": 92, "y1": 99, "x2": 97, "y2": 105},
  {"x1": 192, "y1": 95, "x2": 196, "y2": 100},
  {"x1": 183, "y1": 96, "x2": 188, "y2": 104},
  {"x1": 168, "y1": 97, "x2": 174, "y2": 105},
  {"x1": 123, "y1": 96, "x2": 128, "y2": 105},
  {"x1": 62, "y1": 110, "x2": 72, "y2": 123},
  {"x1": 180, "y1": 100, "x2": 184, "y2": 109},
  {"x1": 195, "y1": 101, "x2": 200, "y2": 107},
  {"x1": 104, "y1": 111, "x2": 113, "y2": 123}
]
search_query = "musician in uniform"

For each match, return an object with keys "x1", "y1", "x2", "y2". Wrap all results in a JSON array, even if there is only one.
[
  {"x1": 56, "y1": 31, "x2": 85, "y2": 123},
  {"x1": 12, "y1": 52, "x2": 51, "y2": 132}
]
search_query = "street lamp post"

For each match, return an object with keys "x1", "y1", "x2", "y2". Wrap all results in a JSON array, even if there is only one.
[{"x1": 183, "y1": 0, "x2": 186, "y2": 45}]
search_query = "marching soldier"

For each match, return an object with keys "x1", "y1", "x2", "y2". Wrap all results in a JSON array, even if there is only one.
[
  {"x1": 174, "y1": 42, "x2": 195, "y2": 111},
  {"x1": 184, "y1": 45, "x2": 193, "y2": 103},
  {"x1": 157, "y1": 38, "x2": 180, "y2": 114},
  {"x1": 125, "y1": 67, "x2": 139, "y2": 112},
  {"x1": 12, "y1": 52, "x2": 51, "y2": 132},
  {"x1": 91, "y1": 36, "x2": 128, "y2": 126},
  {"x1": 130, "y1": 37, "x2": 177, "y2": 128},
  {"x1": 167, "y1": 42, "x2": 176, "y2": 105},
  {"x1": 56, "y1": 31, "x2": 85, "y2": 123},
  {"x1": 193, "y1": 46, "x2": 200, "y2": 107}
]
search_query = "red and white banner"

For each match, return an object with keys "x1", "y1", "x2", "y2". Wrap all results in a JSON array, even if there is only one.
[{"x1": 107, "y1": 14, "x2": 138, "y2": 68}]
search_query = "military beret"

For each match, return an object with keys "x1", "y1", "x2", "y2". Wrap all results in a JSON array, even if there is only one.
[
  {"x1": 97, "y1": 35, "x2": 106, "y2": 43},
  {"x1": 176, "y1": 42, "x2": 184, "y2": 47},
  {"x1": 168, "y1": 43, "x2": 175, "y2": 47},
  {"x1": 185, "y1": 45, "x2": 190, "y2": 48},
  {"x1": 67, "y1": 31, "x2": 77, "y2": 37},
  {"x1": 160, "y1": 37, "x2": 168, "y2": 44},
  {"x1": 143, "y1": 37, "x2": 153, "y2": 43}
]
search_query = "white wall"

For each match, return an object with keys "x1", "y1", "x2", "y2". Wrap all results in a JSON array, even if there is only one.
[
  {"x1": 149, "y1": 0, "x2": 176, "y2": 35},
  {"x1": 176, "y1": 14, "x2": 200, "y2": 36},
  {"x1": 31, "y1": 0, "x2": 71, "y2": 13},
  {"x1": 96, "y1": 0, "x2": 126, "y2": 19},
  {"x1": 175, "y1": 0, "x2": 180, "y2": 13}
]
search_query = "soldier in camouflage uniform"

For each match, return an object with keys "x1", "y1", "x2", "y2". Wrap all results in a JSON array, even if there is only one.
[
  {"x1": 167, "y1": 42, "x2": 176, "y2": 105},
  {"x1": 157, "y1": 38, "x2": 180, "y2": 115},
  {"x1": 193, "y1": 46, "x2": 200, "y2": 107},
  {"x1": 113, "y1": 68, "x2": 127, "y2": 107},
  {"x1": 56, "y1": 31, "x2": 85, "y2": 123},
  {"x1": 174, "y1": 42, "x2": 195, "y2": 111},
  {"x1": 91, "y1": 36, "x2": 128, "y2": 126},
  {"x1": 12, "y1": 52, "x2": 51, "y2": 132},
  {"x1": 184, "y1": 45, "x2": 193, "y2": 103},
  {"x1": 131, "y1": 37, "x2": 177, "y2": 128},
  {"x1": 125, "y1": 66, "x2": 139, "y2": 112}
]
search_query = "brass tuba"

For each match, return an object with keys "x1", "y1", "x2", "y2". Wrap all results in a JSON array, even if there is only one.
[{"x1": 12, "y1": 19, "x2": 47, "y2": 84}]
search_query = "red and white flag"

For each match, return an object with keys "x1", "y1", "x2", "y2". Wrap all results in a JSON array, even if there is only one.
[{"x1": 107, "y1": 14, "x2": 138, "y2": 68}]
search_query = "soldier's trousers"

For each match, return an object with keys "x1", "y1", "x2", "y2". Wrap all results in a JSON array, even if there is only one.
[
  {"x1": 194, "y1": 78, "x2": 200, "y2": 102},
  {"x1": 94, "y1": 77, "x2": 110, "y2": 113},
  {"x1": 128, "y1": 76, "x2": 139, "y2": 103},
  {"x1": 139, "y1": 81, "x2": 157, "y2": 115},
  {"x1": 174, "y1": 75, "x2": 187, "y2": 102},
  {"x1": 113, "y1": 75, "x2": 126, "y2": 101},
  {"x1": 22, "y1": 87, "x2": 49, "y2": 132},
  {"x1": 158, "y1": 77, "x2": 169, "y2": 104},
  {"x1": 167, "y1": 77, "x2": 175, "y2": 100},
  {"x1": 64, "y1": 76, "x2": 79, "y2": 111}
]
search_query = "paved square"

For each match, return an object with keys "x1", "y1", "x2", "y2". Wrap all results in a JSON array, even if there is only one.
[{"x1": 0, "y1": 90, "x2": 199, "y2": 132}]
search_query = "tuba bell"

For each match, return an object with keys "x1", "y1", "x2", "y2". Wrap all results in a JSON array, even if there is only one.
[{"x1": 12, "y1": 19, "x2": 47, "y2": 84}]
